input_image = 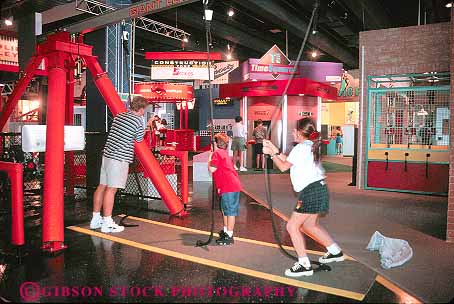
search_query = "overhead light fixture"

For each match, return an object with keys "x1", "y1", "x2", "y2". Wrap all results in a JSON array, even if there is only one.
[
  {"x1": 204, "y1": 9, "x2": 213, "y2": 21},
  {"x1": 183, "y1": 37, "x2": 189, "y2": 43},
  {"x1": 4, "y1": 17, "x2": 13, "y2": 26},
  {"x1": 227, "y1": 8, "x2": 234, "y2": 17},
  {"x1": 227, "y1": 43, "x2": 230, "y2": 51},
  {"x1": 446, "y1": 1, "x2": 453, "y2": 8},
  {"x1": 269, "y1": 29, "x2": 282, "y2": 34},
  {"x1": 226, "y1": 53, "x2": 232, "y2": 60},
  {"x1": 312, "y1": 29, "x2": 317, "y2": 35},
  {"x1": 311, "y1": 51, "x2": 318, "y2": 58}
]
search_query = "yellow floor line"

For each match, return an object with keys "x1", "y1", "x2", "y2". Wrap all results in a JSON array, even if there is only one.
[
  {"x1": 120, "y1": 214, "x2": 357, "y2": 260},
  {"x1": 376, "y1": 276, "x2": 422, "y2": 304},
  {"x1": 67, "y1": 225, "x2": 366, "y2": 301}
]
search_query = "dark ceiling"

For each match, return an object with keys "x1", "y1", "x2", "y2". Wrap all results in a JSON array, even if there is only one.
[{"x1": 1, "y1": 0, "x2": 451, "y2": 73}]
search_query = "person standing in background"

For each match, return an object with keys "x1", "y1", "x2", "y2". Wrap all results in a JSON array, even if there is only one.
[
  {"x1": 336, "y1": 133, "x2": 343, "y2": 156},
  {"x1": 252, "y1": 119, "x2": 266, "y2": 170},
  {"x1": 231, "y1": 116, "x2": 247, "y2": 171}
]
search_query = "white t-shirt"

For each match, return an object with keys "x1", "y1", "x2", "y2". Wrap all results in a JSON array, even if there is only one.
[
  {"x1": 286, "y1": 140, "x2": 325, "y2": 192},
  {"x1": 232, "y1": 122, "x2": 246, "y2": 138}
]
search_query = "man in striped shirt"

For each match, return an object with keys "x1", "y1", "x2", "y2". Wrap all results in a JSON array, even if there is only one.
[{"x1": 90, "y1": 96, "x2": 148, "y2": 233}]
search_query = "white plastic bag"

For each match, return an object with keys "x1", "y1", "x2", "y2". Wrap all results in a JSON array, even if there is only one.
[{"x1": 366, "y1": 231, "x2": 413, "y2": 269}]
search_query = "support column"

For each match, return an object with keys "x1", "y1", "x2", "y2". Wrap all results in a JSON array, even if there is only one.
[
  {"x1": 282, "y1": 95, "x2": 288, "y2": 153},
  {"x1": 447, "y1": 5, "x2": 454, "y2": 242},
  {"x1": 42, "y1": 53, "x2": 67, "y2": 251},
  {"x1": 65, "y1": 70, "x2": 75, "y2": 196},
  {"x1": 242, "y1": 96, "x2": 248, "y2": 167},
  {"x1": 85, "y1": 29, "x2": 108, "y2": 191},
  {"x1": 185, "y1": 103, "x2": 189, "y2": 129},
  {"x1": 317, "y1": 96, "x2": 322, "y2": 132}
]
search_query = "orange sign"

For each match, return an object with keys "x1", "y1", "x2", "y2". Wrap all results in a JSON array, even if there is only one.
[
  {"x1": 134, "y1": 82, "x2": 193, "y2": 101},
  {"x1": 0, "y1": 35, "x2": 18, "y2": 64}
]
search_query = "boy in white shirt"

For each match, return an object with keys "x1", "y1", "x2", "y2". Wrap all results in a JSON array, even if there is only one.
[{"x1": 231, "y1": 116, "x2": 247, "y2": 171}]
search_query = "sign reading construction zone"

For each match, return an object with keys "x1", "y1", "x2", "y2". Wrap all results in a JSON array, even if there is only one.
[{"x1": 151, "y1": 60, "x2": 215, "y2": 80}]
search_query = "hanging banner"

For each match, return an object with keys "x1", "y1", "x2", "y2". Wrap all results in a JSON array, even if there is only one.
[
  {"x1": 150, "y1": 60, "x2": 215, "y2": 80},
  {"x1": 134, "y1": 82, "x2": 193, "y2": 101},
  {"x1": 0, "y1": 35, "x2": 18, "y2": 65}
]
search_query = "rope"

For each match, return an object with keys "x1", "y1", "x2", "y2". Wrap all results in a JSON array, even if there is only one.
[
  {"x1": 195, "y1": 1, "x2": 217, "y2": 247},
  {"x1": 261, "y1": 0, "x2": 330, "y2": 271}
]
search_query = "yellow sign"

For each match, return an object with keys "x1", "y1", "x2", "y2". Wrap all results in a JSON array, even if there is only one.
[{"x1": 213, "y1": 98, "x2": 233, "y2": 106}]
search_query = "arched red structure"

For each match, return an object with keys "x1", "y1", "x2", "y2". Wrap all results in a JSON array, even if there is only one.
[{"x1": 0, "y1": 32, "x2": 187, "y2": 252}]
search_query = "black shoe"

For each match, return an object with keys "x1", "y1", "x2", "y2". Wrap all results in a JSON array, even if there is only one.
[
  {"x1": 218, "y1": 230, "x2": 227, "y2": 239},
  {"x1": 285, "y1": 262, "x2": 313, "y2": 277},
  {"x1": 216, "y1": 235, "x2": 234, "y2": 246},
  {"x1": 318, "y1": 251, "x2": 345, "y2": 263}
]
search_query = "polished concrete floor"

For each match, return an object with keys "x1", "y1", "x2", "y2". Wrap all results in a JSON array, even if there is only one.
[{"x1": 0, "y1": 160, "x2": 439, "y2": 302}]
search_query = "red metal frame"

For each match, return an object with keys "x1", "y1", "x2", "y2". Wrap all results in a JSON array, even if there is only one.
[
  {"x1": 0, "y1": 161, "x2": 24, "y2": 246},
  {"x1": 160, "y1": 150, "x2": 189, "y2": 205},
  {"x1": 0, "y1": 32, "x2": 186, "y2": 253},
  {"x1": 145, "y1": 51, "x2": 222, "y2": 61}
]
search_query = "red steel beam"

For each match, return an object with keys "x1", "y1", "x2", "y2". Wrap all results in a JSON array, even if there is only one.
[
  {"x1": 42, "y1": 53, "x2": 67, "y2": 250},
  {"x1": 0, "y1": 55, "x2": 43, "y2": 131},
  {"x1": 145, "y1": 52, "x2": 222, "y2": 61}
]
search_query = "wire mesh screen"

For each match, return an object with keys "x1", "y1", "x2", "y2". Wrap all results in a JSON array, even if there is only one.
[
  {"x1": 122, "y1": 152, "x2": 182, "y2": 200},
  {"x1": 369, "y1": 88, "x2": 450, "y2": 148},
  {"x1": 0, "y1": 133, "x2": 44, "y2": 194},
  {"x1": 65, "y1": 151, "x2": 87, "y2": 200}
]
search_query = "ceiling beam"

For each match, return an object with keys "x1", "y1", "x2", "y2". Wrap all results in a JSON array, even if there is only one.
[
  {"x1": 339, "y1": 0, "x2": 393, "y2": 30},
  {"x1": 156, "y1": 7, "x2": 280, "y2": 57},
  {"x1": 233, "y1": 0, "x2": 358, "y2": 68},
  {"x1": 41, "y1": 1, "x2": 84, "y2": 25}
]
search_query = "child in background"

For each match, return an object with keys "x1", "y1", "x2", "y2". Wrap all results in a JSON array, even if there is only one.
[
  {"x1": 159, "y1": 119, "x2": 168, "y2": 147},
  {"x1": 208, "y1": 132, "x2": 242, "y2": 245},
  {"x1": 146, "y1": 115, "x2": 161, "y2": 149},
  {"x1": 336, "y1": 133, "x2": 343, "y2": 155},
  {"x1": 263, "y1": 118, "x2": 344, "y2": 277}
]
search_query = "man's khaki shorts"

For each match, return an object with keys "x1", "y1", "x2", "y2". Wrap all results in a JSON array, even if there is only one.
[{"x1": 99, "y1": 156, "x2": 129, "y2": 189}]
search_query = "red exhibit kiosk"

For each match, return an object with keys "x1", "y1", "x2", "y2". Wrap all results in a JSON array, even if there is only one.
[
  {"x1": 220, "y1": 78, "x2": 337, "y2": 156},
  {"x1": 135, "y1": 82, "x2": 195, "y2": 150},
  {"x1": 219, "y1": 45, "x2": 340, "y2": 166}
]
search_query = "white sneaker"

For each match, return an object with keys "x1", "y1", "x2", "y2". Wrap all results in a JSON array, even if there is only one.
[
  {"x1": 90, "y1": 216, "x2": 103, "y2": 229},
  {"x1": 240, "y1": 166, "x2": 247, "y2": 172},
  {"x1": 234, "y1": 164, "x2": 238, "y2": 170},
  {"x1": 101, "y1": 221, "x2": 125, "y2": 233}
]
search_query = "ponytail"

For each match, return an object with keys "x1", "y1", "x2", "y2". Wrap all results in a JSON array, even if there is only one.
[
  {"x1": 297, "y1": 117, "x2": 322, "y2": 163},
  {"x1": 309, "y1": 131, "x2": 322, "y2": 163}
]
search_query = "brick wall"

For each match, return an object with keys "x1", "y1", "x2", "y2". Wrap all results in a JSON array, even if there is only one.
[
  {"x1": 357, "y1": 22, "x2": 450, "y2": 190},
  {"x1": 448, "y1": 8, "x2": 454, "y2": 243}
]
